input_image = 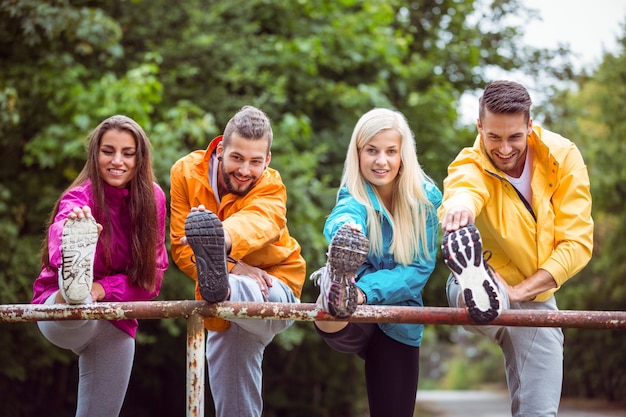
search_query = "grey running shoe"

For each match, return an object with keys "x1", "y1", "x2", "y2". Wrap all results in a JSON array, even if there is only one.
[
  {"x1": 441, "y1": 223, "x2": 502, "y2": 324},
  {"x1": 60, "y1": 217, "x2": 99, "y2": 304},
  {"x1": 184, "y1": 210, "x2": 229, "y2": 303},
  {"x1": 312, "y1": 224, "x2": 369, "y2": 319}
]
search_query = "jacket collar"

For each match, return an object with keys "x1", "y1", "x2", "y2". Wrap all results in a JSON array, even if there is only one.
[{"x1": 103, "y1": 180, "x2": 130, "y2": 203}]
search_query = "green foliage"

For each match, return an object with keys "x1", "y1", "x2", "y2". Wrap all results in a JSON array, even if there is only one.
[
  {"x1": 0, "y1": 0, "x2": 599, "y2": 415},
  {"x1": 438, "y1": 339, "x2": 504, "y2": 390},
  {"x1": 23, "y1": 62, "x2": 164, "y2": 171},
  {"x1": 419, "y1": 326, "x2": 505, "y2": 392},
  {"x1": 536, "y1": 27, "x2": 626, "y2": 404}
]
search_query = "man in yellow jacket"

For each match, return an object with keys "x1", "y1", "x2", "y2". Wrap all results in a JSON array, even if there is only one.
[
  {"x1": 439, "y1": 80, "x2": 593, "y2": 417},
  {"x1": 170, "y1": 105, "x2": 306, "y2": 417}
]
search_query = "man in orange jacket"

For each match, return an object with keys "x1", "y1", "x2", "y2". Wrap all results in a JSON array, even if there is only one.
[{"x1": 170, "y1": 105, "x2": 306, "y2": 417}]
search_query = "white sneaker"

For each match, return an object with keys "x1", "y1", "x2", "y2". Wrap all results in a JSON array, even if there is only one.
[
  {"x1": 59, "y1": 217, "x2": 99, "y2": 304},
  {"x1": 442, "y1": 223, "x2": 502, "y2": 324}
]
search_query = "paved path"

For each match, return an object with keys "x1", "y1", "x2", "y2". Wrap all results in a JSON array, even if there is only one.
[{"x1": 415, "y1": 390, "x2": 626, "y2": 417}]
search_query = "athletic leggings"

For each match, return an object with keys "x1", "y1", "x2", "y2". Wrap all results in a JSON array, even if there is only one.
[
  {"x1": 315, "y1": 322, "x2": 420, "y2": 417},
  {"x1": 37, "y1": 293, "x2": 135, "y2": 417}
]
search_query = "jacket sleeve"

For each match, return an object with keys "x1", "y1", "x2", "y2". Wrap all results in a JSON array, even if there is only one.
[
  {"x1": 323, "y1": 190, "x2": 368, "y2": 242},
  {"x1": 438, "y1": 147, "x2": 491, "y2": 222},
  {"x1": 539, "y1": 145, "x2": 593, "y2": 286},
  {"x1": 224, "y1": 173, "x2": 289, "y2": 261},
  {"x1": 357, "y1": 260, "x2": 436, "y2": 306},
  {"x1": 169, "y1": 158, "x2": 199, "y2": 281}
]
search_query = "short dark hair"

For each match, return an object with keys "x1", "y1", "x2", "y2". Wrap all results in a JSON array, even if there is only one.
[{"x1": 478, "y1": 80, "x2": 532, "y2": 123}]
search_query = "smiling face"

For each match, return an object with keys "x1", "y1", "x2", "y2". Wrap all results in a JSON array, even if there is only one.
[
  {"x1": 217, "y1": 132, "x2": 271, "y2": 196},
  {"x1": 358, "y1": 128, "x2": 402, "y2": 196},
  {"x1": 97, "y1": 129, "x2": 137, "y2": 188},
  {"x1": 478, "y1": 110, "x2": 533, "y2": 178}
]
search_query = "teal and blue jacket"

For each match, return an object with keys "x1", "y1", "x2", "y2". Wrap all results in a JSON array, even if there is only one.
[{"x1": 324, "y1": 181, "x2": 442, "y2": 347}]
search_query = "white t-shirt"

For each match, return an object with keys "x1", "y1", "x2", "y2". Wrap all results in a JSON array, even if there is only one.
[
  {"x1": 209, "y1": 153, "x2": 221, "y2": 204},
  {"x1": 506, "y1": 145, "x2": 533, "y2": 204}
]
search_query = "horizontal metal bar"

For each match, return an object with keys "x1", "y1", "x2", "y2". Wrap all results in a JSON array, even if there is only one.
[{"x1": 1, "y1": 301, "x2": 625, "y2": 329}]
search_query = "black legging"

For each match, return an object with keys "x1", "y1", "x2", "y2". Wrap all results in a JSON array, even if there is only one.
[{"x1": 316, "y1": 322, "x2": 420, "y2": 417}]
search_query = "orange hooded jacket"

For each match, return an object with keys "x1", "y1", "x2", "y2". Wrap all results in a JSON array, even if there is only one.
[{"x1": 170, "y1": 136, "x2": 306, "y2": 331}]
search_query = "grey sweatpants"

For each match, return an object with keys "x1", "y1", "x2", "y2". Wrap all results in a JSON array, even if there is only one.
[
  {"x1": 37, "y1": 293, "x2": 135, "y2": 417},
  {"x1": 446, "y1": 275, "x2": 564, "y2": 417},
  {"x1": 206, "y1": 274, "x2": 298, "y2": 417}
]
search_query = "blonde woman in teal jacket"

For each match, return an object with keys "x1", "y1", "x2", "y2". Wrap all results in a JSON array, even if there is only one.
[{"x1": 311, "y1": 108, "x2": 441, "y2": 417}]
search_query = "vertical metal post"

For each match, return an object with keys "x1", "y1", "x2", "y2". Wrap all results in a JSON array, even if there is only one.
[{"x1": 187, "y1": 311, "x2": 205, "y2": 417}]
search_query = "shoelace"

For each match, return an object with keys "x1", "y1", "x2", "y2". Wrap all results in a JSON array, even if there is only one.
[
  {"x1": 483, "y1": 250, "x2": 497, "y2": 277},
  {"x1": 309, "y1": 266, "x2": 327, "y2": 286}
]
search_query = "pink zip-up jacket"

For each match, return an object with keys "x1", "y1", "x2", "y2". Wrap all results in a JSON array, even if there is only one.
[{"x1": 32, "y1": 179, "x2": 168, "y2": 338}]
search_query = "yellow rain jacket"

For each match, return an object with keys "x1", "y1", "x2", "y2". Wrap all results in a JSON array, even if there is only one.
[
  {"x1": 170, "y1": 136, "x2": 306, "y2": 330},
  {"x1": 439, "y1": 125, "x2": 593, "y2": 301}
]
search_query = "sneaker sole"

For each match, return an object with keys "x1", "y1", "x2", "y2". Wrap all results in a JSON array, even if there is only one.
[
  {"x1": 184, "y1": 211, "x2": 229, "y2": 303},
  {"x1": 327, "y1": 225, "x2": 369, "y2": 319},
  {"x1": 61, "y1": 217, "x2": 98, "y2": 304},
  {"x1": 442, "y1": 223, "x2": 501, "y2": 324}
]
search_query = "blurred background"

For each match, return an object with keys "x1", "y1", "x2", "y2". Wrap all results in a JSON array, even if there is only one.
[{"x1": 1, "y1": 0, "x2": 625, "y2": 416}]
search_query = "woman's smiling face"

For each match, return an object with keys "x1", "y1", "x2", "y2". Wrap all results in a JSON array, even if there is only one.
[
  {"x1": 97, "y1": 129, "x2": 137, "y2": 188},
  {"x1": 359, "y1": 128, "x2": 402, "y2": 194}
]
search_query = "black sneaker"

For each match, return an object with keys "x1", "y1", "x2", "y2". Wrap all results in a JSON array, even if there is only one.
[
  {"x1": 442, "y1": 223, "x2": 502, "y2": 324},
  {"x1": 325, "y1": 224, "x2": 369, "y2": 319},
  {"x1": 184, "y1": 210, "x2": 229, "y2": 303},
  {"x1": 60, "y1": 217, "x2": 99, "y2": 304}
]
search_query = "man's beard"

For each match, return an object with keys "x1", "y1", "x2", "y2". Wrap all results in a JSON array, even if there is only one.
[{"x1": 221, "y1": 166, "x2": 258, "y2": 196}]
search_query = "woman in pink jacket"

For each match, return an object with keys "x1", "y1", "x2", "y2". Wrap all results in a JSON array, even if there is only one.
[{"x1": 32, "y1": 115, "x2": 168, "y2": 417}]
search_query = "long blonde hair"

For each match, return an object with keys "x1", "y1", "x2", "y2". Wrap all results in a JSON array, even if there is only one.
[{"x1": 341, "y1": 108, "x2": 435, "y2": 265}]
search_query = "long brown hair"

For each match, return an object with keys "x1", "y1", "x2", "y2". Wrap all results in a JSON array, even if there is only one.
[{"x1": 41, "y1": 115, "x2": 159, "y2": 291}]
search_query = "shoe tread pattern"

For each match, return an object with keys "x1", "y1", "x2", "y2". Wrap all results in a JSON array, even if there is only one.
[
  {"x1": 442, "y1": 223, "x2": 501, "y2": 324},
  {"x1": 185, "y1": 211, "x2": 229, "y2": 303},
  {"x1": 61, "y1": 217, "x2": 99, "y2": 304},
  {"x1": 327, "y1": 225, "x2": 369, "y2": 319}
]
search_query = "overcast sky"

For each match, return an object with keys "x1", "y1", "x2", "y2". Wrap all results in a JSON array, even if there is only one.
[
  {"x1": 459, "y1": 1, "x2": 626, "y2": 124},
  {"x1": 523, "y1": 0, "x2": 626, "y2": 68}
]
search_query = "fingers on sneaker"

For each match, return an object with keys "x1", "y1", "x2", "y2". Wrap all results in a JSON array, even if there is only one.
[
  {"x1": 190, "y1": 204, "x2": 207, "y2": 213},
  {"x1": 81, "y1": 206, "x2": 94, "y2": 218},
  {"x1": 343, "y1": 222, "x2": 362, "y2": 232},
  {"x1": 66, "y1": 206, "x2": 95, "y2": 221}
]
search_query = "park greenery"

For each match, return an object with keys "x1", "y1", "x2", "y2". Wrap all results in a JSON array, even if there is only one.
[{"x1": 0, "y1": 0, "x2": 624, "y2": 415}]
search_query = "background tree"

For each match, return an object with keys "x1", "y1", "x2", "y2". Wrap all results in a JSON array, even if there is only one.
[{"x1": 539, "y1": 27, "x2": 626, "y2": 402}]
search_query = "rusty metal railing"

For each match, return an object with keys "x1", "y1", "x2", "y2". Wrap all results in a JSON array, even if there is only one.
[{"x1": 2, "y1": 301, "x2": 625, "y2": 416}]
